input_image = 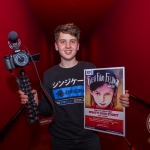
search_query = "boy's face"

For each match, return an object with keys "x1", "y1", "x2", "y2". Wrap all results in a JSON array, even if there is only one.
[
  {"x1": 55, "y1": 32, "x2": 79, "y2": 61},
  {"x1": 90, "y1": 83, "x2": 115, "y2": 108}
]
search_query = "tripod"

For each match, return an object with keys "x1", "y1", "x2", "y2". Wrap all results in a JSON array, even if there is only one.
[{"x1": 17, "y1": 69, "x2": 39, "y2": 124}]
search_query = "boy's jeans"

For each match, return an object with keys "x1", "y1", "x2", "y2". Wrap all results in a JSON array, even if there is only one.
[{"x1": 51, "y1": 132, "x2": 100, "y2": 150}]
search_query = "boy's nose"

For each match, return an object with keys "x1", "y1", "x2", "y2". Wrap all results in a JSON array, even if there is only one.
[{"x1": 65, "y1": 42, "x2": 71, "y2": 48}]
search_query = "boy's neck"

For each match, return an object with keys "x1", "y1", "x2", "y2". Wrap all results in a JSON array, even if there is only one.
[{"x1": 59, "y1": 58, "x2": 78, "y2": 68}]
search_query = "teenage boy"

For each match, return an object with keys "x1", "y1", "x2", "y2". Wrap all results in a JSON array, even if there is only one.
[{"x1": 19, "y1": 23, "x2": 130, "y2": 150}]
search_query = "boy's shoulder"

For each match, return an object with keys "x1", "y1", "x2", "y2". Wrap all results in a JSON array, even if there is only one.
[
  {"x1": 44, "y1": 61, "x2": 96, "y2": 75},
  {"x1": 44, "y1": 65, "x2": 59, "y2": 75},
  {"x1": 79, "y1": 61, "x2": 96, "y2": 69}
]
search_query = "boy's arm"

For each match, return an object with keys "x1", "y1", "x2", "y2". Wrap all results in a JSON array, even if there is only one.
[{"x1": 19, "y1": 89, "x2": 53, "y2": 116}]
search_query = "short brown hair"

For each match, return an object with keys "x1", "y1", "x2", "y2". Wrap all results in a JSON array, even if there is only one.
[{"x1": 54, "y1": 23, "x2": 80, "y2": 42}]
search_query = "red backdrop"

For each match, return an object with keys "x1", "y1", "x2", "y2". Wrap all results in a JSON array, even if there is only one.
[
  {"x1": 0, "y1": 0, "x2": 150, "y2": 150},
  {"x1": 0, "y1": 1, "x2": 53, "y2": 149},
  {"x1": 82, "y1": 0, "x2": 150, "y2": 149}
]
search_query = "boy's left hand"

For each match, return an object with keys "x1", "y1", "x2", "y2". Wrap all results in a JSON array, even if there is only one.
[{"x1": 119, "y1": 90, "x2": 130, "y2": 107}]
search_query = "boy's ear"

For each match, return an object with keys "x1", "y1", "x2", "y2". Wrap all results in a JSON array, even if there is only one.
[
  {"x1": 55, "y1": 42, "x2": 58, "y2": 51},
  {"x1": 77, "y1": 43, "x2": 80, "y2": 50}
]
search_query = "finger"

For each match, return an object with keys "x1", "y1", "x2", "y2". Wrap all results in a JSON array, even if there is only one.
[
  {"x1": 20, "y1": 94, "x2": 28, "y2": 99},
  {"x1": 120, "y1": 93, "x2": 130, "y2": 99},
  {"x1": 121, "y1": 103, "x2": 129, "y2": 107},
  {"x1": 119, "y1": 96, "x2": 129, "y2": 101},
  {"x1": 120, "y1": 99, "x2": 129, "y2": 105},
  {"x1": 31, "y1": 89, "x2": 37, "y2": 94},
  {"x1": 18, "y1": 90, "x2": 25, "y2": 95},
  {"x1": 120, "y1": 99, "x2": 129, "y2": 104},
  {"x1": 125, "y1": 90, "x2": 129, "y2": 94},
  {"x1": 21, "y1": 101, "x2": 27, "y2": 105},
  {"x1": 21, "y1": 98, "x2": 28, "y2": 104}
]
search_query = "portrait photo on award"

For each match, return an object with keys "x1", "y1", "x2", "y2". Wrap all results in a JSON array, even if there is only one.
[{"x1": 85, "y1": 68, "x2": 124, "y2": 111}]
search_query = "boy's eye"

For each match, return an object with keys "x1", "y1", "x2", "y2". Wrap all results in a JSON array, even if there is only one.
[
  {"x1": 60, "y1": 40, "x2": 65, "y2": 43},
  {"x1": 70, "y1": 40, "x2": 76, "y2": 43}
]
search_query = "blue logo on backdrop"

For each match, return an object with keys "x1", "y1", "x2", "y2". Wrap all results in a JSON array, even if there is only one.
[{"x1": 53, "y1": 85, "x2": 84, "y2": 100}]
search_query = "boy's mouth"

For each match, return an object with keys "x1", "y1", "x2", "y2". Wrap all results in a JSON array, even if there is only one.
[{"x1": 65, "y1": 50, "x2": 72, "y2": 55}]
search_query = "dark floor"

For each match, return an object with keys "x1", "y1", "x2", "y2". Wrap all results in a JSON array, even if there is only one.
[
  {"x1": 30, "y1": 125, "x2": 131, "y2": 150},
  {"x1": 99, "y1": 132, "x2": 131, "y2": 150}
]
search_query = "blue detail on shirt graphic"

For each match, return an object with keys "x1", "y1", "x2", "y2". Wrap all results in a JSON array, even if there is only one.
[{"x1": 52, "y1": 85, "x2": 84, "y2": 100}]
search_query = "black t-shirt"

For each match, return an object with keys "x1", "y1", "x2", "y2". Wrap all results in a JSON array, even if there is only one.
[{"x1": 38, "y1": 61, "x2": 97, "y2": 139}]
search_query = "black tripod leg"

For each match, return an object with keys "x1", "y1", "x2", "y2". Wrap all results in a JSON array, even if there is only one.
[{"x1": 18, "y1": 69, "x2": 39, "y2": 124}]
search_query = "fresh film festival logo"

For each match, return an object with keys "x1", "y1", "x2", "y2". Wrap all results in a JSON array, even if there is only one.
[{"x1": 87, "y1": 71, "x2": 119, "y2": 88}]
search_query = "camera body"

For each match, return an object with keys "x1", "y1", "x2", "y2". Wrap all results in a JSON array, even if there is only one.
[
  {"x1": 4, "y1": 50, "x2": 29, "y2": 70},
  {"x1": 4, "y1": 50, "x2": 40, "y2": 71}
]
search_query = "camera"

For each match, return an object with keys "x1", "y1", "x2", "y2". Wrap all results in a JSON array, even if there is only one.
[
  {"x1": 3, "y1": 31, "x2": 40, "y2": 71},
  {"x1": 4, "y1": 51, "x2": 40, "y2": 70}
]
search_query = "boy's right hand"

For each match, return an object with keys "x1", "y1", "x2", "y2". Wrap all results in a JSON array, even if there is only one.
[{"x1": 18, "y1": 89, "x2": 39, "y2": 105}]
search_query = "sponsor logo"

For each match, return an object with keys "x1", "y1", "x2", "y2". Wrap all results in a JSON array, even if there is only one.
[
  {"x1": 86, "y1": 70, "x2": 93, "y2": 75},
  {"x1": 53, "y1": 85, "x2": 84, "y2": 100},
  {"x1": 56, "y1": 98, "x2": 83, "y2": 105},
  {"x1": 56, "y1": 90, "x2": 64, "y2": 97}
]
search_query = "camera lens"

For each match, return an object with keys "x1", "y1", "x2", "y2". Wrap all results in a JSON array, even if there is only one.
[
  {"x1": 13, "y1": 52, "x2": 29, "y2": 67},
  {"x1": 18, "y1": 56, "x2": 24, "y2": 62}
]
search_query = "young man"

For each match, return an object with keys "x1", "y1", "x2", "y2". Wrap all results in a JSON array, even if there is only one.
[{"x1": 19, "y1": 23, "x2": 129, "y2": 150}]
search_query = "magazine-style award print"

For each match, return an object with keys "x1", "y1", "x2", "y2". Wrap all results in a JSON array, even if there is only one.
[{"x1": 84, "y1": 67, "x2": 125, "y2": 136}]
